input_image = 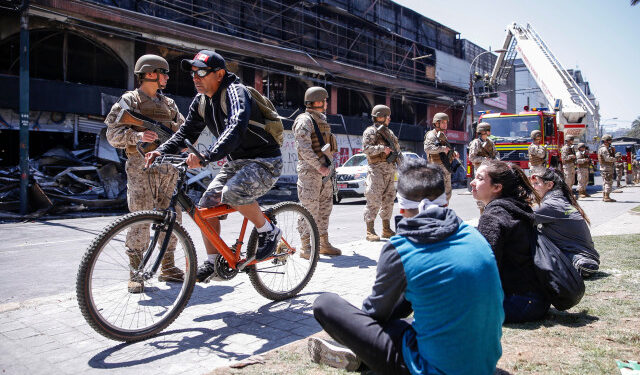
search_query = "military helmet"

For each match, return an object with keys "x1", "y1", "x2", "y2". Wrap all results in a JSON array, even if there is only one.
[
  {"x1": 577, "y1": 142, "x2": 586, "y2": 149},
  {"x1": 134, "y1": 54, "x2": 169, "y2": 74},
  {"x1": 433, "y1": 112, "x2": 449, "y2": 123},
  {"x1": 565, "y1": 136, "x2": 574, "y2": 142},
  {"x1": 304, "y1": 86, "x2": 328, "y2": 104},
  {"x1": 476, "y1": 122, "x2": 491, "y2": 133},
  {"x1": 602, "y1": 134, "x2": 613, "y2": 142},
  {"x1": 371, "y1": 105, "x2": 391, "y2": 118},
  {"x1": 531, "y1": 130, "x2": 542, "y2": 139},
  {"x1": 615, "y1": 152, "x2": 621, "y2": 157}
]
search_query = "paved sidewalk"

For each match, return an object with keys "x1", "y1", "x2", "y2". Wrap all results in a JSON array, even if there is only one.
[
  {"x1": 0, "y1": 240, "x2": 385, "y2": 375},
  {"x1": 0, "y1": 185, "x2": 638, "y2": 374}
]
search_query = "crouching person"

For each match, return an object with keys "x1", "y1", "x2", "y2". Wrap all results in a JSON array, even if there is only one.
[{"x1": 310, "y1": 158, "x2": 504, "y2": 374}]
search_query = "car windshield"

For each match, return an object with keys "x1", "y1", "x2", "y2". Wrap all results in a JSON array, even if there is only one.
[
  {"x1": 483, "y1": 116, "x2": 541, "y2": 141},
  {"x1": 342, "y1": 154, "x2": 368, "y2": 167}
]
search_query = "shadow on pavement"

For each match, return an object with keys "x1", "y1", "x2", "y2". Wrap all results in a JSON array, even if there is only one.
[
  {"x1": 88, "y1": 294, "x2": 323, "y2": 369},
  {"x1": 318, "y1": 252, "x2": 377, "y2": 269},
  {"x1": 37, "y1": 219, "x2": 106, "y2": 236}
]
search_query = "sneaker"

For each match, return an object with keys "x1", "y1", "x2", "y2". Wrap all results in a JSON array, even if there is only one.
[
  {"x1": 307, "y1": 337, "x2": 361, "y2": 371},
  {"x1": 196, "y1": 260, "x2": 217, "y2": 282},
  {"x1": 255, "y1": 226, "x2": 282, "y2": 261}
]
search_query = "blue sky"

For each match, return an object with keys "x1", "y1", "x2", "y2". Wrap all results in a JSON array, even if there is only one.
[{"x1": 394, "y1": 0, "x2": 640, "y2": 131}]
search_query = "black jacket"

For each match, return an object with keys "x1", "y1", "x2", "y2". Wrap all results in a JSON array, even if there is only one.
[
  {"x1": 158, "y1": 72, "x2": 281, "y2": 161},
  {"x1": 478, "y1": 197, "x2": 543, "y2": 296}
]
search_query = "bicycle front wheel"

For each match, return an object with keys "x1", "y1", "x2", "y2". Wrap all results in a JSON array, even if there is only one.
[
  {"x1": 247, "y1": 202, "x2": 319, "y2": 301},
  {"x1": 76, "y1": 210, "x2": 197, "y2": 342}
]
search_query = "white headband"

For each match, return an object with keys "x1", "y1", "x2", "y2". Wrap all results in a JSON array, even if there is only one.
[{"x1": 396, "y1": 193, "x2": 448, "y2": 212}]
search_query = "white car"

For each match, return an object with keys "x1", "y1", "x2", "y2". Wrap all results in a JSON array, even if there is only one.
[{"x1": 334, "y1": 152, "x2": 421, "y2": 203}]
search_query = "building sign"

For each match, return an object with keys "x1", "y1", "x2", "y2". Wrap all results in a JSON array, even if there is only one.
[{"x1": 483, "y1": 92, "x2": 508, "y2": 110}]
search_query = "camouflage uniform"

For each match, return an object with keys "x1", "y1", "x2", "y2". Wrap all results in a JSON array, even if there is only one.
[
  {"x1": 597, "y1": 144, "x2": 616, "y2": 196},
  {"x1": 575, "y1": 149, "x2": 590, "y2": 196},
  {"x1": 105, "y1": 88, "x2": 185, "y2": 282},
  {"x1": 615, "y1": 157, "x2": 625, "y2": 188},
  {"x1": 561, "y1": 143, "x2": 576, "y2": 187},
  {"x1": 528, "y1": 143, "x2": 548, "y2": 176},
  {"x1": 424, "y1": 129, "x2": 453, "y2": 202},
  {"x1": 468, "y1": 136, "x2": 497, "y2": 211},
  {"x1": 293, "y1": 110, "x2": 338, "y2": 240},
  {"x1": 634, "y1": 159, "x2": 640, "y2": 184},
  {"x1": 362, "y1": 124, "x2": 401, "y2": 224}
]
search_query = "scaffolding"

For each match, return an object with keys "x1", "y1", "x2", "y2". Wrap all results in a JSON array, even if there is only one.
[{"x1": 82, "y1": 0, "x2": 463, "y2": 89}]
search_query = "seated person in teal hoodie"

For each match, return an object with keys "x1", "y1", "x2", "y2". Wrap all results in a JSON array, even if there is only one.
[{"x1": 310, "y1": 158, "x2": 504, "y2": 374}]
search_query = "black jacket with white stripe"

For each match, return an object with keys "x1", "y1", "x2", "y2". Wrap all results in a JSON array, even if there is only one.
[{"x1": 157, "y1": 72, "x2": 281, "y2": 162}]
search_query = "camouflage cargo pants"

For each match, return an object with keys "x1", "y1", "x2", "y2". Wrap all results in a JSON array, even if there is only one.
[
  {"x1": 297, "y1": 167, "x2": 333, "y2": 237},
  {"x1": 563, "y1": 164, "x2": 576, "y2": 187},
  {"x1": 124, "y1": 155, "x2": 181, "y2": 252},
  {"x1": 364, "y1": 163, "x2": 396, "y2": 222},
  {"x1": 577, "y1": 167, "x2": 589, "y2": 192},
  {"x1": 601, "y1": 167, "x2": 613, "y2": 194}
]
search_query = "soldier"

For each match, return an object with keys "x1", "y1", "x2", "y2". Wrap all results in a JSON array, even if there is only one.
[
  {"x1": 575, "y1": 143, "x2": 591, "y2": 198},
  {"x1": 292, "y1": 87, "x2": 341, "y2": 257},
  {"x1": 528, "y1": 130, "x2": 548, "y2": 177},
  {"x1": 468, "y1": 122, "x2": 498, "y2": 212},
  {"x1": 362, "y1": 105, "x2": 402, "y2": 241},
  {"x1": 424, "y1": 112, "x2": 458, "y2": 203},
  {"x1": 561, "y1": 136, "x2": 577, "y2": 188},
  {"x1": 615, "y1": 152, "x2": 625, "y2": 188},
  {"x1": 634, "y1": 153, "x2": 640, "y2": 184},
  {"x1": 105, "y1": 54, "x2": 185, "y2": 293},
  {"x1": 597, "y1": 134, "x2": 617, "y2": 202}
]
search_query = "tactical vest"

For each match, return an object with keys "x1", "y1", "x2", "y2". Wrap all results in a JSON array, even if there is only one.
[
  {"x1": 528, "y1": 144, "x2": 546, "y2": 166},
  {"x1": 576, "y1": 151, "x2": 589, "y2": 168},
  {"x1": 303, "y1": 111, "x2": 337, "y2": 159},
  {"x1": 562, "y1": 145, "x2": 576, "y2": 165},
  {"x1": 471, "y1": 138, "x2": 495, "y2": 165},
  {"x1": 597, "y1": 145, "x2": 614, "y2": 167},
  {"x1": 366, "y1": 124, "x2": 397, "y2": 164},
  {"x1": 125, "y1": 89, "x2": 179, "y2": 156},
  {"x1": 426, "y1": 129, "x2": 449, "y2": 164}
]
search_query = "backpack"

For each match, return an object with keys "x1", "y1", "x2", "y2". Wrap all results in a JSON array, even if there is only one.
[
  {"x1": 531, "y1": 227, "x2": 585, "y2": 311},
  {"x1": 198, "y1": 86, "x2": 284, "y2": 146}
]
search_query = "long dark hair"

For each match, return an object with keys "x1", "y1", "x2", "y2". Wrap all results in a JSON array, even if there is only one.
[
  {"x1": 539, "y1": 168, "x2": 590, "y2": 225},
  {"x1": 481, "y1": 159, "x2": 541, "y2": 205}
]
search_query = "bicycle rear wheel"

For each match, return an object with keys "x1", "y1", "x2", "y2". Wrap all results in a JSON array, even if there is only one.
[
  {"x1": 247, "y1": 202, "x2": 319, "y2": 301},
  {"x1": 76, "y1": 210, "x2": 197, "y2": 342}
]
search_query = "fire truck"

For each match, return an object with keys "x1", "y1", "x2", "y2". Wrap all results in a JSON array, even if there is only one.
[{"x1": 467, "y1": 23, "x2": 597, "y2": 181}]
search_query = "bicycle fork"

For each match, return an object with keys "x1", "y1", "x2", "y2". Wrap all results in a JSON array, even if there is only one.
[{"x1": 137, "y1": 210, "x2": 177, "y2": 280}]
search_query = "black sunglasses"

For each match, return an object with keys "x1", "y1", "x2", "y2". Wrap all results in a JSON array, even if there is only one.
[{"x1": 190, "y1": 68, "x2": 219, "y2": 78}]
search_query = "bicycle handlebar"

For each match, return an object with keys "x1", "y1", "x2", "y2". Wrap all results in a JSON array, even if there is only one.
[{"x1": 184, "y1": 139, "x2": 209, "y2": 167}]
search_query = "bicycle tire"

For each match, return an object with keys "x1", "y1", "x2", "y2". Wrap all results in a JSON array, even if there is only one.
[
  {"x1": 76, "y1": 210, "x2": 197, "y2": 342},
  {"x1": 247, "y1": 202, "x2": 320, "y2": 301}
]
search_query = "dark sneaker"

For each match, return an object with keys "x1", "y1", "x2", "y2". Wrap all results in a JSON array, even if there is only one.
[
  {"x1": 307, "y1": 337, "x2": 361, "y2": 371},
  {"x1": 255, "y1": 226, "x2": 282, "y2": 261},
  {"x1": 196, "y1": 260, "x2": 217, "y2": 282}
]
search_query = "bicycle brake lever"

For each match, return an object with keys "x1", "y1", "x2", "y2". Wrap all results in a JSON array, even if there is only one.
[{"x1": 184, "y1": 139, "x2": 209, "y2": 167}]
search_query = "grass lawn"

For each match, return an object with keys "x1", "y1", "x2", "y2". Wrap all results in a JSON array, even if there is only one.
[
  {"x1": 208, "y1": 234, "x2": 640, "y2": 375},
  {"x1": 631, "y1": 205, "x2": 640, "y2": 214}
]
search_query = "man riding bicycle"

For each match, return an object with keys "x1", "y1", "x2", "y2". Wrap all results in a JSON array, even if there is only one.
[{"x1": 145, "y1": 50, "x2": 283, "y2": 282}]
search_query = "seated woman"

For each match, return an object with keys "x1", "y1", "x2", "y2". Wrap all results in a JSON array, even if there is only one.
[
  {"x1": 472, "y1": 159, "x2": 548, "y2": 323},
  {"x1": 532, "y1": 168, "x2": 600, "y2": 277}
]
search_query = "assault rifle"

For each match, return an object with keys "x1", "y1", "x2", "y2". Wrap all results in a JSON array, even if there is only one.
[
  {"x1": 115, "y1": 109, "x2": 175, "y2": 155},
  {"x1": 320, "y1": 144, "x2": 338, "y2": 202},
  {"x1": 435, "y1": 134, "x2": 454, "y2": 172},
  {"x1": 376, "y1": 125, "x2": 400, "y2": 163}
]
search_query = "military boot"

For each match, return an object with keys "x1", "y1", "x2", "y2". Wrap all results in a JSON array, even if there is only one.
[
  {"x1": 381, "y1": 219, "x2": 396, "y2": 238},
  {"x1": 366, "y1": 221, "x2": 380, "y2": 242},
  {"x1": 158, "y1": 250, "x2": 184, "y2": 282},
  {"x1": 299, "y1": 234, "x2": 311, "y2": 260},
  {"x1": 319, "y1": 235, "x2": 342, "y2": 256},
  {"x1": 579, "y1": 189, "x2": 590, "y2": 198},
  {"x1": 603, "y1": 193, "x2": 617, "y2": 202},
  {"x1": 127, "y1": 248, "x2": 144, "y2": 294}
]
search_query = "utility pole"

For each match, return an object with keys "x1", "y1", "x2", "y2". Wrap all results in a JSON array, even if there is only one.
[{"x1": 19, "y1": 0, "x2": 30, "y2": 214}]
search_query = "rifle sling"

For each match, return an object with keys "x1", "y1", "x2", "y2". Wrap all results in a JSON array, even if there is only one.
[{"x1": 307, "y1": 114, "x2": 330, "y2": 166}]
